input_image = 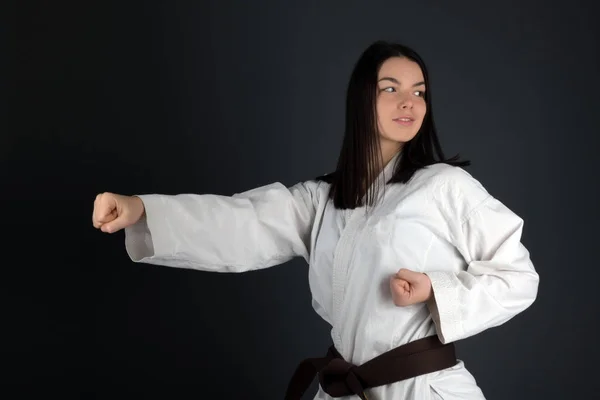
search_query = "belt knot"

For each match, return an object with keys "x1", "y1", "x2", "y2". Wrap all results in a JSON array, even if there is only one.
[{"x1": 319, "y1": 357, "x2": 368, "y2": 399}]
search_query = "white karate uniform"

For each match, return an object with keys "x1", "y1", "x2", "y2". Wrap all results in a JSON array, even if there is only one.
[{"x1": 124, "y1": 153, "x2": 539, "y2": 399}]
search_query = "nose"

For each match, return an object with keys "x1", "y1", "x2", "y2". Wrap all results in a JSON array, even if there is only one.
[{"x1": 397, "y1": 95, "x2": 413, "y2": 109}]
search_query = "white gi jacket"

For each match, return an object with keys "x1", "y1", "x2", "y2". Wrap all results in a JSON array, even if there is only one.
[{"x1": 124, "y1": 153, "x2": 539, "y2": 399}]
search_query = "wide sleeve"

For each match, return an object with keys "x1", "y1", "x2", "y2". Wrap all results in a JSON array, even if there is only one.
[
  {"x1": 425, "y1": 168, "x2": 540, "y2": 344},
  {"x1": 123, "y1": 180, "x2": 321, "y2": 273}
]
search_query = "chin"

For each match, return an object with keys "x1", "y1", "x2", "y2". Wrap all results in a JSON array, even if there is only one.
[{"x1": 385, "y1": 133, "x2": 418, "y2": 143}]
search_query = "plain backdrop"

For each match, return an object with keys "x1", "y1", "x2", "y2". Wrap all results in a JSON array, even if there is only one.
[{"x1": 4, "y1": 0, "x2": 599, "y2": 398}]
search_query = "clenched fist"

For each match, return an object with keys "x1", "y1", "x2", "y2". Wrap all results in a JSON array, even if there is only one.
[
  {"x1": 390, "y1": 268, "x2": 433, "y2": 307},
  {"x1": 92, "y1": 192, "x2": 145, "y2": 233}
]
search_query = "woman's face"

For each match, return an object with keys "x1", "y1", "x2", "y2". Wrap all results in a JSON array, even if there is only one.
[{"x1": 376, "y1": 56, "x2": 427, "y2": 161}]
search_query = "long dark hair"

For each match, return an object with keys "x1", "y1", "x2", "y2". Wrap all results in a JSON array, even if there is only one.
[{"x1": 317, "y1": 40, "x2": 470, "y2": 209}]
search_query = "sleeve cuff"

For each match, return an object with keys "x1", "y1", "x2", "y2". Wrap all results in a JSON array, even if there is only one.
[
  {"x1": 124, "y1": 194, "x2": 172, "y2": 262},
  {"x1": 426, "y1": 271, "x2": 464, "y2": 344}
]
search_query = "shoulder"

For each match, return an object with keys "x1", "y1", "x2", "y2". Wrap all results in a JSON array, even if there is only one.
[
  {"x1": 298, "y1": 176, "x2": 331, "y2": 192},
  {"x1": 315, "y1": 171, "x2": 335, "y2": 184},
  {"x1": 289, "y1": 178, "x2": 330, "y2": 208},
  {"x1": 415, "y1": 163, "x2": 492, "y2": 222},
  {"x1": 407, "y1": 163, "x2": 485, "y2": 194},
  {"x1": 427, "y1": 163, "x2": 488, "y2": 195}
]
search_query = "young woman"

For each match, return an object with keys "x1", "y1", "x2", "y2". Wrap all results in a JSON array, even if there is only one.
[{"x1": 92, "y1": 41, "x2": 539, "y2": 399}]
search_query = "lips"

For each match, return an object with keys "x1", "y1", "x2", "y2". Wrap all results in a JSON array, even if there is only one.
[{"x1": 393, "y1": 116, "x2": 415, "y2": 126}]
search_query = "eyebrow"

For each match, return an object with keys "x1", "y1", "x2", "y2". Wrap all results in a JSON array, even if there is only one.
[{"x1": 378, "y1": 77, "x2": 425, "y2": 87}]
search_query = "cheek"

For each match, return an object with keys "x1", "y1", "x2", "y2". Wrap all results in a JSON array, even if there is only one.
[
  {"x1": 376, "y1": 99, "x2": 393, "y2": 114},
  {"x1": 376, "y1": 102, "x2": 394, "y2": 125},
  {"x1": 415, "y1": 103, "x2": 427, "y2": 121}
]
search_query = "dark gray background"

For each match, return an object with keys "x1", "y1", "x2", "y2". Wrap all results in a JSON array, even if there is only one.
[{"x1": 5, "y1": 0, "x2": 599, "y2": 398}]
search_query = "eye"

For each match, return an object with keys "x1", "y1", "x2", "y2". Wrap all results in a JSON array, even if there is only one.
[
  {"x1": 382, "y1": 87, "x2": 396, "y2": 93},
  {"x1": 414, "y1": 90, "x2": 425, "y2": 97}
]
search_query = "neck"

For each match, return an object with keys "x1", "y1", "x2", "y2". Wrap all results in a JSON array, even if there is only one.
[
  {"x1": 361, "y1": 145, "x2": 401, "y2": 193},
  {"x1": 379, "y1": 142, "x2": 402, "y2": 169}
]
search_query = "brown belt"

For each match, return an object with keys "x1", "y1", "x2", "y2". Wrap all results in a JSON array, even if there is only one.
[{"x1": 284, "y1": 335, "x2": 457, "y2": 400}]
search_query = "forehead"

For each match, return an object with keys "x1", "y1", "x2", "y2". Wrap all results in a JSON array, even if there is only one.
[{"x1": 377, "y1": 57, "x2": 424, "y2": 82}]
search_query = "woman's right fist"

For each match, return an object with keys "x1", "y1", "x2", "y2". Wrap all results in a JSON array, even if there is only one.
[{"x1": 92, "y1": 192, "x2": 145, "y2": 233}]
